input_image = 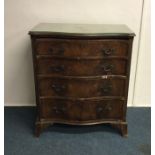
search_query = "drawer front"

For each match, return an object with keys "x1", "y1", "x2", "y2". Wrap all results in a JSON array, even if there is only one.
[
  {"x1": 40, "y1": 99, "x2": 124, "y2": 121},
  {"x1": 37, "y1": 58, "x2": 127, "y2": 76},
  {"x1": 38, "y1": 78, "x2": 125, "y2": 97},
  {"x1": 35, "y1": 39, "x2": 129, "y2": 57}
]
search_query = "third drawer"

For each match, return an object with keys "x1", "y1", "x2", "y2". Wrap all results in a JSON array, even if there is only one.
[{"x1": 38, "y1": 77, "x2": 126, "y2": 98}]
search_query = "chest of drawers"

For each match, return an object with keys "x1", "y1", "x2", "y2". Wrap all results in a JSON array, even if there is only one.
[{"x1": 29, "y1": 23, "x2": 135, "y2": 137}]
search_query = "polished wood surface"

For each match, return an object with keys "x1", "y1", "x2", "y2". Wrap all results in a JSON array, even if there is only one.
[
  {"x1": 29, "y1": 23, "x2": 134, "y2": 137},
  {"x1": 35, "y1": 39, "x2": 129, "y2": 57},
  {"x1": 39, "y1": 99, "x2": 124, "y2": 120},
  {"x1": 38, "y1": 77, "x2": 125, "y2": 97},
  {"x1": 29, "y1": 23, "x2": 135, "y2": 37},
  {"x1": 37, "y1": 58, "x2": 127, "y2": 76}
]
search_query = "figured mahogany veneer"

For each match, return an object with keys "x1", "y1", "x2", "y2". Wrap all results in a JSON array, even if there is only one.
[
  {"x1": 37, "y1": 58, "x2": 127, "y2": 76},
  {"x1": 29, "y1": 23, "x2": 135, "y2": 137},
  {"x1": 38, "y1": 77, "x2": 126, "y2": 97},
  {"x1": 39, "y1": 99, "x2": 124, "y2": 121},
  {"x1": 35, "y1": 39, "x2": 129, "y2": 57}
]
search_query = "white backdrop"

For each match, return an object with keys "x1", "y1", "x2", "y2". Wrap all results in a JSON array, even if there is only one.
[{"x1": 4, "y1": 0, "x2": 150, "y2": 106}]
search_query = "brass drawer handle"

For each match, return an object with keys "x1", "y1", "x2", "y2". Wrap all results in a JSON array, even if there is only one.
[
  {"x1": 100, "y1": 85, "x2": 112, "y2": 94},
  {"x1": 50, "y1": 65, "x2": 65, "y2": 72},
  {"x1": 97, "y1": 107, "x2": 104, "y2": 112},
  {"x1": 53, "y1": 107, "x2": 60, "y2": 114},
  {"x1": 51, "y1": 84, "x2": 66, "y2": 93},
  {"x1": 97, "y1": 105, "x2": 112, "y2": 113},
  {"x1": 48, "y1": 47, "x2": 64, "y2": 55},
  {"x1": 102, "y1": 49, "x2": 114, "y2": 56},
  {"x1": 53, "y1": 106, "x2": 66, "y2": 114},
  {"x1": 106, "y1": 106, "x2": 112, "y2": 111},
  {"x1": 102, "y1": 64, "x2": 114, "y2": 72}
]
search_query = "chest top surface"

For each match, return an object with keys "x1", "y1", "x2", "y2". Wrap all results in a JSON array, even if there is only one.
[{"x1": 29, "y1": 23, "x2": 135, "y2": 37}]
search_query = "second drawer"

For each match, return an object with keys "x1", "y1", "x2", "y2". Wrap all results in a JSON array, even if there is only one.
[
  {"x1": 37, "y1": 58, "x2": 127, "y2": 76},
  {"x1": 38, "y1": 77, "x2": 126, "y2": 98}
]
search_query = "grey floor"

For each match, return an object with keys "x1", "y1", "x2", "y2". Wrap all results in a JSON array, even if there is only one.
[{"x1": 4, "y1": 107, "x2": 151, "y2": 155}]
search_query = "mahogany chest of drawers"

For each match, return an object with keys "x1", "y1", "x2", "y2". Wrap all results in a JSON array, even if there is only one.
[{"x1": 29, "y1": 23, "x2": 135, "y2": 137}]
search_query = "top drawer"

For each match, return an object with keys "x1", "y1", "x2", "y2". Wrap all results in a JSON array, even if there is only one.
[{"x1": 34, "y1": 39, "x2": 129, "y2": 57}]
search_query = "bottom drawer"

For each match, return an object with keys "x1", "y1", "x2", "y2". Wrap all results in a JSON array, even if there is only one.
[{"x1": 39, "y1": 99, "x2": 125, "y2": 122}]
